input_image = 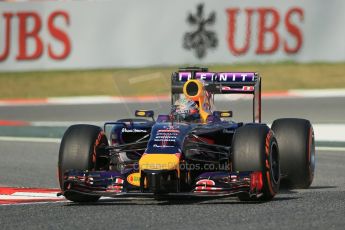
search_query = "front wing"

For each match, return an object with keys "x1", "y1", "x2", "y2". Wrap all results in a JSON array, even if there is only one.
[{"x1": 59, "y1": 170, "x2": 264, "y2": 199}]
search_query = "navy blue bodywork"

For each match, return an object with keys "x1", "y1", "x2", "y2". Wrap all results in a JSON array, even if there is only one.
[{"x1": 62, "y1": 117, "x2": 263, "y2": 198}]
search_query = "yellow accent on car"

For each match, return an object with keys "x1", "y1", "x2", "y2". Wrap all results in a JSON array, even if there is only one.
[
  {"x1": 183, "y1": 79, "x2": 204, "y2": 100},
  {"x1": 126, "y1": 172, "x2": 141, "y2": 187},
  {"x1": 182, "y1": 79, "x2": 211, "y2": 123},
  {"x1": 221, "y1": 112, "x2": 231, "y2": 117},
  {"x1": 136, "y1": 111, "x2": 146, "y2": 116},
  {"x1": 139, "y1": 154, "x2": 180, "y2": 176}
]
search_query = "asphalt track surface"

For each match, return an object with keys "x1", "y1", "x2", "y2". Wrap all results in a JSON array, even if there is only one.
[
  {"x1": 0, "y1": 140, "x2": 344, "y2": 229},
  {"x1": 1, "y1": 97, "x2": 345, "y2": 124}
]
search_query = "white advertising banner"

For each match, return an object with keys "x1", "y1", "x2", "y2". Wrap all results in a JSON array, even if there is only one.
[{"x1": 0, "y1": 0, "x2": 345, "y2": 71}]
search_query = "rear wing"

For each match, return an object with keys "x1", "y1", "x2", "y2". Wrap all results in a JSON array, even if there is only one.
[{"x1": 171, "y1": 67, "x2": 261, "y2": 123}]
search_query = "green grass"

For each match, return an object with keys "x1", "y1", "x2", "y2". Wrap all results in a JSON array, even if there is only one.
[{"x1": 0, "y1": 62, "x2": 345, "y2": 99}]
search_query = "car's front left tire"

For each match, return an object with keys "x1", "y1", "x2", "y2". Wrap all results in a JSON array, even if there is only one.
[{"x1": 58, "y1": 124, "x2": 108, "y2": 202}]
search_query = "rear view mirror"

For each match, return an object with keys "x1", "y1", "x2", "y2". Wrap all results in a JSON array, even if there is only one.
[
  {"x1": 135, "y1": 110, "x2": 155, "y2": 120},
  {"x1": 213, "y1": 111, "x2": 233, "y2": 118}
]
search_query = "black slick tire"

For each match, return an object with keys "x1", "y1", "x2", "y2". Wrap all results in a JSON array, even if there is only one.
[
  {"x1": 271, "y1": 118, "x2": 315, "y2": 189},
  {"x1": 58, "y1": 124, "x2": 108, "y2": 202},
  {"x1": 232, "y1": 124, "x2": 280, "y2": 201}
]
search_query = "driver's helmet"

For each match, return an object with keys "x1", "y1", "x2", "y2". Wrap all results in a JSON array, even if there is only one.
[{"x1": 172, "y1": 98, "x2": 200, "y2": 122}]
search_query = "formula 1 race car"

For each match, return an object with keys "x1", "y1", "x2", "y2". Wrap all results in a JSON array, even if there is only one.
[{"x1": 58, "y1": 67, "x2": 315, "y2": 202}]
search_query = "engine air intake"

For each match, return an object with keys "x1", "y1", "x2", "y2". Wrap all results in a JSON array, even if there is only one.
[{"x1": 186, "y1": 81, "x2": 199, "y2": 97}]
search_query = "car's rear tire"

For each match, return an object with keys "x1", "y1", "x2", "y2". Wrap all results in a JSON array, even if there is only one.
[
  {"x1": 271, "y1": 118, "x2": 315, "y2": 189},
  {"x1": 232, "y1": 124, "x2": 280, "y2": 201},
  {"x1": 58, "y1": 124, "x2": 108, "y2": 202}
]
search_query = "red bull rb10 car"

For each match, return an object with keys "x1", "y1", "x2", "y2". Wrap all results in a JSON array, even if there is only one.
[{"x1": 58, "y1": 67, "x2": 315, "y2": 202}]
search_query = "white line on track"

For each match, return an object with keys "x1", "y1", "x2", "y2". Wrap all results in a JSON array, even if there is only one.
[
  {"x1": 290, "y1": 88, "x2": 345, "y2": 98},
  {"x1": 312, "y1": 124, "x2": 345, "y2": 142},
  {"x1": 0, "y1": 136, "x2": 60, "y2": 143},
  {"x1": 0, "y1": 194, "x2": 61, "y2": 200},
  {"x1": 316, "y1": 146, "x2": 345, "y2": 152},
  {"x1": 9, "y1": 192, "x2": 61, "y2": 198}
]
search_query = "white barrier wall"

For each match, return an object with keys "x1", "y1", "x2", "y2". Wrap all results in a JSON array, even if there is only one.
[{"x1": 0, "y1": 0, "x2": 345, "y2": 71}]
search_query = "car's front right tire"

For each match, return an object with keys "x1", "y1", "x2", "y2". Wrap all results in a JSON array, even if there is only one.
[{"x1": 232, "y1": 124, "x2": 280, "y2": 201}]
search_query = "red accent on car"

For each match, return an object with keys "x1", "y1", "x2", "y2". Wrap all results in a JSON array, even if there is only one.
[
  {"x1": 250, "y1": 171, "x2": 263, "y2": 192},
  {"x1": 196, "y1": 179, "x2": 216, "y2": 186}
]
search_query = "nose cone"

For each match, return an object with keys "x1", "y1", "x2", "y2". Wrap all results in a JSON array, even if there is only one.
[
  {"x1": 139, "y1": 153, "x2": 180, "y2": 171},
  {"x1": 139, "y1": 153, "x2": 181, "y2": 193}
]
